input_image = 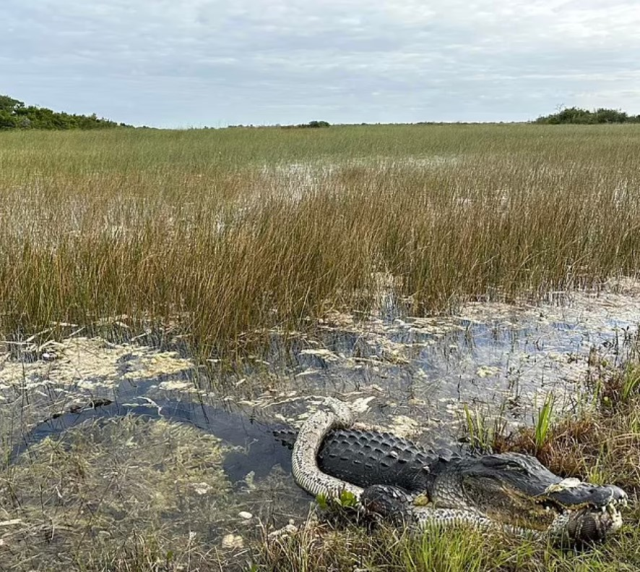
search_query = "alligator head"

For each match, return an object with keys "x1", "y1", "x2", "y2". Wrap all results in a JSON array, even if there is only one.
[
  {"x1": 426, "y1": 452, "x2": 627, "y2": 543},
  {"x1": 361, "y1": 452, "x2": 626, "y2": 543}
]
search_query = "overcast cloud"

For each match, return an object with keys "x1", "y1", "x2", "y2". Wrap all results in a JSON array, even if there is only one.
[{"x1": 1, "y1": 0, "x2": 639, "y2": 127}]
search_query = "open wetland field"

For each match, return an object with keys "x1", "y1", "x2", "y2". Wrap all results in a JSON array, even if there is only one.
[{"x1": 1, "y1": 124, "x2": 640, "y2": 571}]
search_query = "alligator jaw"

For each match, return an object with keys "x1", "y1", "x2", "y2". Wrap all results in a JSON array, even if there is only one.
[{"x1": 427, "y1": 453, "x2": 629, "y2": 543}]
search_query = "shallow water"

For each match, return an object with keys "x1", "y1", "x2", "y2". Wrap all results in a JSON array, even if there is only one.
[{"x1": 0, "y1": 279, "x2": 639, "y2": 563}]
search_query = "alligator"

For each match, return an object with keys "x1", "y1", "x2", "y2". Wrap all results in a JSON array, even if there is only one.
[
  {"x1": 291, "y1": 398, "x2": 628, "y2": 544},
  {"x1": 9, "y1": 396, "x2": 628, "y2": 544}
]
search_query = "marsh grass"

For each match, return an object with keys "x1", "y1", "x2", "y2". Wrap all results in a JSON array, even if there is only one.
[
  {"x1": 2, "y1": 125, "x2": 640, "y2": 360},
  {"x1": 534, "y1": 393, "x2": 555, "y2": 453},
  {"x1": 495, "y1": 364, "x2": 640, "y2": 492},
  {"x1": 257, "y1": 508, "x2": 640, "y2": 571},
  {"x1": 621, "y1": 366, "x2": 640, "y2": 402},
  {"x1": 463, "y1": 402, "x2": 508, "y2": 453}
]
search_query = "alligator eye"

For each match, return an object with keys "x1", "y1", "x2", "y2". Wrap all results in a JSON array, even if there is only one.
[{"x1": 481, "y1": 456, "x2": 518, "y2": 470}]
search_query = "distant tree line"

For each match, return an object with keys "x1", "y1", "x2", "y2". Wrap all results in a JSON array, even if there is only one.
[
  {"x1": 283, "y1": 120, "x2": 331, "y2": 129},
  {"x1": 227, "y1": 120, "x2": 331, "y2": 129},
  {"x1": 0, "y1": 94, "x2": 130, "y2": 130},
  {"x1": 535, "y1": 107, "x2": 640, "y2": 125}
]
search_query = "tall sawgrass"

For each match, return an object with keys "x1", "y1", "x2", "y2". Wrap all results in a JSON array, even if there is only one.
[{"x1": 1, "y1": 125, "x2": 640, "y2": 358}]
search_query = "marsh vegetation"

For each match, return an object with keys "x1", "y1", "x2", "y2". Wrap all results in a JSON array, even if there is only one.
[
  {"x1": 2, "y1": 124, "x2": 640, "y2": 356},
  {"x1": 1, "y1": 124, "x2": 639, "y2": 570}
]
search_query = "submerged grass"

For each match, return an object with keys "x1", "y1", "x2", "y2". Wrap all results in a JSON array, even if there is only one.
[
  {"x1": 1, "y1": 125, "x2": 640, "y2": 359},
  {"x1": 0, "y1": 417, "x2": 234, "y2": 571}
]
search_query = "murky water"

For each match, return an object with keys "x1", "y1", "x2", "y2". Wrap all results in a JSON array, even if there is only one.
[{"x1": 1, "y1": 278, "x2": 639, "y2": 564}]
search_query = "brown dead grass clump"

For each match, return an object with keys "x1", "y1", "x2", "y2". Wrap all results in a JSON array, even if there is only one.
[{"x1": 495, "y1": 366, "x2": 640, "y2": 497}]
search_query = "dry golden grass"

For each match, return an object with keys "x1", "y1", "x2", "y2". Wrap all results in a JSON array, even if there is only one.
[{"x1": 1, "y1": 125, "x2": 640, "y2": 360}]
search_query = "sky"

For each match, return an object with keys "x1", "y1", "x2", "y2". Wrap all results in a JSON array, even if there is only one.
[{"x1": 2, "y1": 0, "x2": 639, "y2": 128}]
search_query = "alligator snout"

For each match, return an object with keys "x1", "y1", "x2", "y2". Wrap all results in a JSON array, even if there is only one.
[{"x1": 542, "y1": 481, "x2": 628, "y2": 511}]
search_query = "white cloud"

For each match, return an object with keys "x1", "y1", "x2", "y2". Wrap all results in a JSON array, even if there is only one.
[{"x1": 1, "y1": 0, "x2": 639, "y2": 126}]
